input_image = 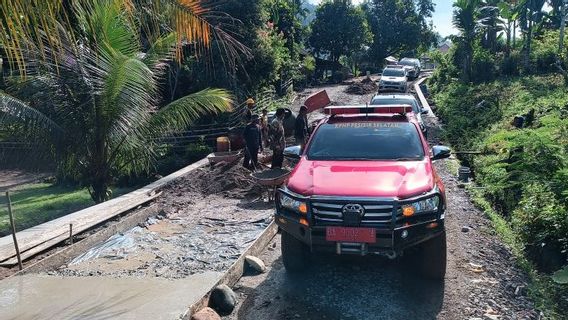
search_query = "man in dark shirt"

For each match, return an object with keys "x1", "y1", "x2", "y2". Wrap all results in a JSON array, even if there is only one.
[
  {"x1": 294, "y1": 105, "x2": 309, "y2": 151},
  {"x1": 243, "y1": 114, "x2": 263, "y2": 170}
]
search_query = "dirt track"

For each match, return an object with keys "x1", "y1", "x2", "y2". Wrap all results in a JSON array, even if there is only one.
[{"x1": 223, "y1": 80, "x2": 540, "y2": 320}]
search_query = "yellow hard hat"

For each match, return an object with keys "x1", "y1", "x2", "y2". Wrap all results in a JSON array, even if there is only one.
[{"x1": 246, "y1": 98, "x2": 255, "y2": 105}]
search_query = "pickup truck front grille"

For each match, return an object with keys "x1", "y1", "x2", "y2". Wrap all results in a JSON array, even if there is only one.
[{"x1": 311, "y1": 200, "x2": 402, "y2": 227}]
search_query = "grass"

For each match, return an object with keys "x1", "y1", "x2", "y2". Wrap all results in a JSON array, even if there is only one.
[
  {"x1": 0, "y1": 183, "x2": 132, "y2": 237},
  {"x1": 468, "y1": 186, "x2": 563, "y2": 320}
]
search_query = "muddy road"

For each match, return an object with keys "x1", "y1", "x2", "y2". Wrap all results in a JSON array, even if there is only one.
[{"x1": 223, "y1": 80, "x2": 539, "y2": 320}]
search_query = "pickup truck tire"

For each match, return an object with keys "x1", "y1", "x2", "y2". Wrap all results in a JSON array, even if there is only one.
[
  {"x1": 281, "y1": 232, "x2": 309, "y2": 272},
  {"x1": 417, "y1": 231, "x2": 447, "y2": 280}
]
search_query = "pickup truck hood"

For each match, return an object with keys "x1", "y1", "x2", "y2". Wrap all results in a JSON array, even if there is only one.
[{"x1": 287, "y1": 159, "x2": 434, "y2": 199}]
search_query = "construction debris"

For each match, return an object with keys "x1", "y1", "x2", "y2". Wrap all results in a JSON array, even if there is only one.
[{"x1": 345, "y1": 77, "x2": 378, "y2": 95}]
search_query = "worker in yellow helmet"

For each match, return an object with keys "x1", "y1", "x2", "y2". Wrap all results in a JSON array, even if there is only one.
[{"x1": 244, "y1": 97, "x2": 255, "y2": 122}]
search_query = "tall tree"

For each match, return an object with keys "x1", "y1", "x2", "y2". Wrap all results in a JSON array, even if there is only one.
[
  {"x1": 453, "y1": 0, "x2": 481, "y2": 82},
  {"x1": 0, "y1": 0, "x2": 243, "y2": 202},
  {"x1": 365, "y1": 0, "x2": 435, "y2": 62},
  {"x1": 309, "y1": 0, "x2": 372, "y2": 67}
]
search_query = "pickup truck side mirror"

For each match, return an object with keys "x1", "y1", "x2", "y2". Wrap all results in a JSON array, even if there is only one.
[
  {"x1": 284, "y1": 145, "x2": 302, "y2": 159},
  {"x1": 432, "y1": 146, "x2": 451, "y2": 160},
  {"x1": 421, "y1": 108, "x2": 429, "y2": 115}
]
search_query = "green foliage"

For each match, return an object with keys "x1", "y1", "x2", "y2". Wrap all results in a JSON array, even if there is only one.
[
  {"x1": 532, "y1": 30, "x2": 561, "y2": 73},
  {"x1": 433, "y1": 73, "x2": 568, "y2": 313},
  {"x1": 0, "y1": 0, "x2": 234, "y2": 203},
  {"x1": 471, "y1": 45, "x2": 497, "y2": 82},
  {"x1": 553, "y1": 266, "x2": 568, "y2": 284},
  {"x1": 309, "y1": 0, "x2": 372, "y2": 64},
  {"x1": 365, "y1": 0, "x2": 436, "y2": 61},
  {"x1": 511, "y1": 183, "x2": 568, "y2": 256}
]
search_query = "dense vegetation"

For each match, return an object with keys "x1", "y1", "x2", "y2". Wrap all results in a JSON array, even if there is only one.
[
  {"x1": 0, "y1": 0, "x2": 437, "y2": 204},
  {"x1": 429, "y1": 0, "x2": 568, "y2": 313}
]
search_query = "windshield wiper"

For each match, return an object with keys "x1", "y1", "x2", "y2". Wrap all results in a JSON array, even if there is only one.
[{"x1": 392, "y1": 157, "x2": 422, "y2": 161}]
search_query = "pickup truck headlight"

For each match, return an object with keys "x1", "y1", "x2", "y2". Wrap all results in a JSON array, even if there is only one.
[
  {"x1": 279, "y1": 193, "x2": 308, "y2": 215},
  {"x1": 402, "y1": 195, "x2": 440, "y2": 217}
]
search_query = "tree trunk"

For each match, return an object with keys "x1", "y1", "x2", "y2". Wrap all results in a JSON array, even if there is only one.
[
  {"x1": 90, "y1": 177, "x2": 110, "y2": 203},
  {"x1": 506, "y1": 21, "x2": 512, "y2": 57},
  {"x1": 513, "y1": 20, "x2": 517, "y2": 48},
  {"x1": 524, "y1": 18, "x2": 533, "y2": 71}
]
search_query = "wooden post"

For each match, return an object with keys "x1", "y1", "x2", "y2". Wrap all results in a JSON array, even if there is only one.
[
  {"x1": 6, "y1": 191, "x2": 23, "y2": 270},
  {"x1": 69, "y1": 223, "x2": 73, "y2": 244}
]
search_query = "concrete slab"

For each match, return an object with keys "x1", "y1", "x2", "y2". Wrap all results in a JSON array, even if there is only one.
[{"x1": 0, "y1": 272, "x2": 221, "y2": 320}]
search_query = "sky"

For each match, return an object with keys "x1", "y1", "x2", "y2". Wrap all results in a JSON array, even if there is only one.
[{"x1": 307, "y1": 0, "x2": 457, "y2": 37}]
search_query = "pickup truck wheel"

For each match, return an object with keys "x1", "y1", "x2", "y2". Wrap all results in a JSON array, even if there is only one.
[
  {"x1": 281, "y1": 232, "x2": 309, "y2": 272},
  {"x1": 418, "y1": 231, "x2": 447, "y2": 280}
]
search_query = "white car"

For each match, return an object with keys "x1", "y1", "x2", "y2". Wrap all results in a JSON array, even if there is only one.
[{"x1": 378, "y1": 67, "x2": 407, "y2": 93}]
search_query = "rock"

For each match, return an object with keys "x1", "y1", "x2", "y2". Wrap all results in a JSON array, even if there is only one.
[
  {"x1": 245, "y1": 255, "x2": 266, "y2": 273},
  {"x1": 209, "y1": 284, "x2": 237, "y2": 314},
  {"x1": 191, "y1": 307, "x2": 221, "y2": 320},
  {"x1": 462, "y1": 226, "x2": 471, "y2": 233}
]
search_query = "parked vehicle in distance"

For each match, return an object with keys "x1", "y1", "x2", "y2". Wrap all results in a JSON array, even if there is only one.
[
  {"x1": 276, "y1": 105, "x2": 451, "y2": 280},
  {"x1": 370, "y1": 94, "x2": 428, "y2": 136},
  {"x1": 378, "y1": 67, "x2": 407, "y2": 93},
  {"x1": 399, "y1": 58, "x2": 421, "y2": 79}
]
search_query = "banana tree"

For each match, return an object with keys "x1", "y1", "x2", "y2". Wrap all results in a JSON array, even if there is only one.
[
  {"x1": 0, "y1": 0, "x2": 245, "y2": 203},
  {"x1": 499, "y1": 1, "x2": 521, "y2": 56}
]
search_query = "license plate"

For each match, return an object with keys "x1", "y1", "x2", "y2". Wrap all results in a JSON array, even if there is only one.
[{"x1": 326, "y1": 227, "x2": 376, "y2": 243}]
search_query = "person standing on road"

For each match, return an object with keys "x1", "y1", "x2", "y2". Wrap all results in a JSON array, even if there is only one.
[
  {"x1": 269, "y1": 108, "x2": 286, "y2": 168},
  {"x1": 294, "y1": 105, "x2": 309, "y2": 151},
  {"x1": 243, "y1": 114, "x2": 263, "y2": 170},
  {"x1": 244, "y1": 97, "x2": 255, "y2": 123}
]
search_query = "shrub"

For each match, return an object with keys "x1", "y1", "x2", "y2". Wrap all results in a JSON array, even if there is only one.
[
  {"x1": 501, "y1": 52, "x2": 521, "y2": 76},
  {"x1": 471, "y1": 46, "x2": 497, "y2": 82},
  {"x1": 512, "y1": 183, "x2": 568, "y2": 272}
]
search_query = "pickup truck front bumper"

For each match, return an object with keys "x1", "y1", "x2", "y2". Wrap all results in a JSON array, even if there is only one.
[{"x1": 275, "y1": 191, "x2": 445, "y2": 257}]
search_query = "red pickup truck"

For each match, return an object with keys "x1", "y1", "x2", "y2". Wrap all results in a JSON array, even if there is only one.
[{"x1": 275, "y1": 105, "x2": 451, "y2": 279}]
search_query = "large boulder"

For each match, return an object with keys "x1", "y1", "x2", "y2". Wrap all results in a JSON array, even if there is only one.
[{"x1": 209, "y1": 284, "x2": 237, "y2": 314}]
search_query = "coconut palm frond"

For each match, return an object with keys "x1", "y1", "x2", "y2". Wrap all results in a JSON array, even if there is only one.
[
  {"x1": 148, "y1": 88, "x2": 233, "y2": 135},
  {"x1": 0, "y1": 92, "x2": 63, "y2": 136}
]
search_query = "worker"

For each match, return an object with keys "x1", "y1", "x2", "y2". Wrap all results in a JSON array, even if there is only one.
[
  {"x1": 244, "y1": 97, "x2": 255, "y2": 123},
  {"x1": 243, "y1": 114, "x2": 263, "y2": 170},
  {"x1": 260, "y1": 108, "x2": 269, "y2": 147},
  {"x1": 294, "y1": 105, "x2": 309, "y2": 151},
  {"x1": 268, "y1": 108, "x2": 286, "y2": 168}
]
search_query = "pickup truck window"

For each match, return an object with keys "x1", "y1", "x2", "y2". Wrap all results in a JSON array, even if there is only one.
[
  {"x1": 382, "y1": 69, "x2": 405, "y2": 77},
  {"x1": 307, "y1": 122, "x2": 425, "y2": 161}
]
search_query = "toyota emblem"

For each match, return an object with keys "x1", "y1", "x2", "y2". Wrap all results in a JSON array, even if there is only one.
[{"x1": 342, "y1": 204, "x2": 365, "y2": 217}]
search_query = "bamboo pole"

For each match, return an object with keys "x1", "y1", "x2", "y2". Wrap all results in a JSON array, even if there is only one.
[{"x1": 6, "y1": 191, "x2": 23, "y2": 270}]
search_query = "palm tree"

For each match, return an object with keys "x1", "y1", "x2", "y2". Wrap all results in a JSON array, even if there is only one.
[
  {"x1": 453, "y1": 0, "x2": 481, "y2": 82},
  {"x1": 0, "y1": 0, "x2": 245, "y2": 203},
  {"x1": 517, "y1": 0, "x2": 546, "y2": 69},
  {"x1": 479, "y1": 0, "x2": 504, "y2": 53}
]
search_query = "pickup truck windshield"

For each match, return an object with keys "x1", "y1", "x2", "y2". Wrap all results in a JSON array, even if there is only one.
[
  {"x1": 307, "y1": 122, "x2": 425, "y2": 161},
  {"x1": 382, "y1": 69, "x2": 405, "y2": 77}
]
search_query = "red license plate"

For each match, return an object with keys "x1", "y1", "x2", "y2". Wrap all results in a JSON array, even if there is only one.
[{"x1": 326, "y1": 227, "x2": 376, "y2": 243}]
